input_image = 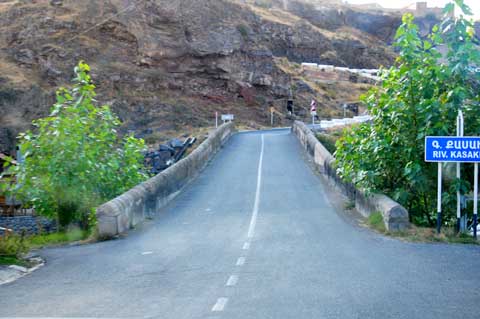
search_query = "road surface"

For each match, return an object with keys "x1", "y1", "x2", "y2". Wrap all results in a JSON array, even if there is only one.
[{"x1": 0, "y1": 130, "x2": 479, "y2": 318}]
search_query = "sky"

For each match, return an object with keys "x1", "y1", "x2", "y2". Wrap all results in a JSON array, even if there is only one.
[{"x1": 344, "y1": 0, "x2": 480, "y2": 20}]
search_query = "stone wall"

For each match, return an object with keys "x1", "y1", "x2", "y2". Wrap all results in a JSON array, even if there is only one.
[
  {"x1": 96, "y1": 122, "x2": 236, "y2": 237},
  {"x1": 0, "y1": 216, "x2": 57, "y2": 235},
  {"x1": 292, "y1": 120, "x2": 409, "y2": 231}
]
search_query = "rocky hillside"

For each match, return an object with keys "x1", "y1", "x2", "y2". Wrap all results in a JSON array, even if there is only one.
[{"x1": 0, "y1": 0, "x2": 408, "y2": 153}]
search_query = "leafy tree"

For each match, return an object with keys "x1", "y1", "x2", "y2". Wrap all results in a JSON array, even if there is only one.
[
  {"x1": 2, "y1": 62, "x2": 148, "y2": 229},
  {"x1": 335, "y1": 1, "x2": 480, "y2": 227}
]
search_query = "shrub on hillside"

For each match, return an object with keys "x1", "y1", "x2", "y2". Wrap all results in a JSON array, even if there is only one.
[{"x1": 1, "y1": 62, "x2": 149, "y2": 229}]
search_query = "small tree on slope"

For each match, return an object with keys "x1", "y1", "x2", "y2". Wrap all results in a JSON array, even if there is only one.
[{"x1": 2, "y1": 62, "x2": 149, "y2": 229}]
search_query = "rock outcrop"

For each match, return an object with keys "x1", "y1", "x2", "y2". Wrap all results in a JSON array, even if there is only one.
[{"x1": 0, "y1": 0, "x2": 399, "y2": 153}]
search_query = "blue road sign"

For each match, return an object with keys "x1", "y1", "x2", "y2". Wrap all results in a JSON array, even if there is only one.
[{"x1": 425, "y1": 136, "x2": 480, "y2": 162}]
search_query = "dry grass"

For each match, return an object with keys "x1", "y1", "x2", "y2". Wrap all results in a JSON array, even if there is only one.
[
  {"x1": 77, "y1": 35, "x2": 101, "y2": 48},
  {"x1": 0, "y1": 1, "x2": 17, "y2": 12},
  {"x1": 274, "y1": 57, "x2": 302, "y2": 76},
  {"x1": 391, "y1": 226, "x2": 478, "y2": 245},
  {"x1": 241, "y1": 1, "x2": 337, "y2": 38},
  {"x1": 365, "y1": 214, "x2": 479, "y2": 245},
  {"x1": 236, "y1": 0, "x2": 338, "y2": 41},
  {"x1": 0, "y1": 60, "x2": 35, "y2": 86},
  {"x1": 320, "y1": 81, "x2": 372, "y2": 103},
  {"x1": 333, "y1": 26, "x2": 379, "y2": 43},
  {"x1": 235, "y1": 1, "x2": 300, "y2": 26}
]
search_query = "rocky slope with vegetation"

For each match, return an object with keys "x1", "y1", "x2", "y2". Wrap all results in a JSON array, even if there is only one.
[{"x1": 0, "y1": 0, "x2": 412, "y2": 153}]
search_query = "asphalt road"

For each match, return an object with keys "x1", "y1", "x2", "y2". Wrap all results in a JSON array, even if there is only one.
[{"x1": 0, "y1": 130, "x2": 479, "y2": 319}]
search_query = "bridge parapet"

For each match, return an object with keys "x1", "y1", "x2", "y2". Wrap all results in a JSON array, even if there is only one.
[
  {"x1": 96, "y1": 122, "x2": 235, "y2": 237},
  {"x1": 292, "y1": 121, "x2": 409, "y2": 231}
]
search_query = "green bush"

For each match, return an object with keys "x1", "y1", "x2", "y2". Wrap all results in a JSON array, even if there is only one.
[
  {"x1": 0, "y1": 232, "x2": 28, "y2": 258},
  {"x1": 27, "y1": 229, "x2": 87, "y2": 249},
  {"x1": 0, "y1": 229, "x2": 87, "y2": 264},
  {"x1": 237, "y1": 24, "x2": 249, "y2": 40},
  {"x1": 316, "y1": 133, "x2": 338, "y2": 154},
  {"x1": 1, "y1": 62, "x2": 149, "y2": 229},
  {"x1": 335, "y1": 2, "x2": 480, "y2": 227}
]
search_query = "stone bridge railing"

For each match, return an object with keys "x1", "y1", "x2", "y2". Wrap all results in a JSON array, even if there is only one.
[
  {"x1": 96, "y1": 122, "x2": 235, "y2": 237},
  {"x1": 292, "y1": 120, "x2": 410, "y2": 231}
]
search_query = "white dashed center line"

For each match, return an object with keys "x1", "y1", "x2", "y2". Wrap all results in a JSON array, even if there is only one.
[
  {"x1": 141, "y1": 251, "x2": 153, "y2": 255},
  {"x1": 210, "y1": 134, "x2": 265, "y2": 314},
  {"x1": 212, "y1": 297, "x2": 228, "y2": 312},
  {"x1": 236, "y1": 257, "x2": 246, "y2": 266},
  {"x1": 226, "y1": 275, "x2": 239, "y2": 287},
  {"x1": 247, "y1": 134, "x2": 264, "y2": 239}
]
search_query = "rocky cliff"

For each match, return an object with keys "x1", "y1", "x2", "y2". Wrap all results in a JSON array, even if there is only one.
[
  {"x1": 282, "y1": 0, "x2": 440, "y2": 42},
  {"x1": 0, "y1": 0, "x2": 402, "y2": 153}
]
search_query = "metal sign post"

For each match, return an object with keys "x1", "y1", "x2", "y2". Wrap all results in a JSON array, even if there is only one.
[
  {"x1": 215, "y1": 112, "x2": 218, "y2": 128},
  {"x1": 425, "y1": 135, "x2": 480, "y2": 236},
  {"x1": 437, "y1": 162, "x2": 442, "y2": 234},
  {"x1": 456, "y1": 110, "x2": 464, "y2": 232},
  {"x1": 474, "y1": 163, "x2": 478, "y2": 239}
]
